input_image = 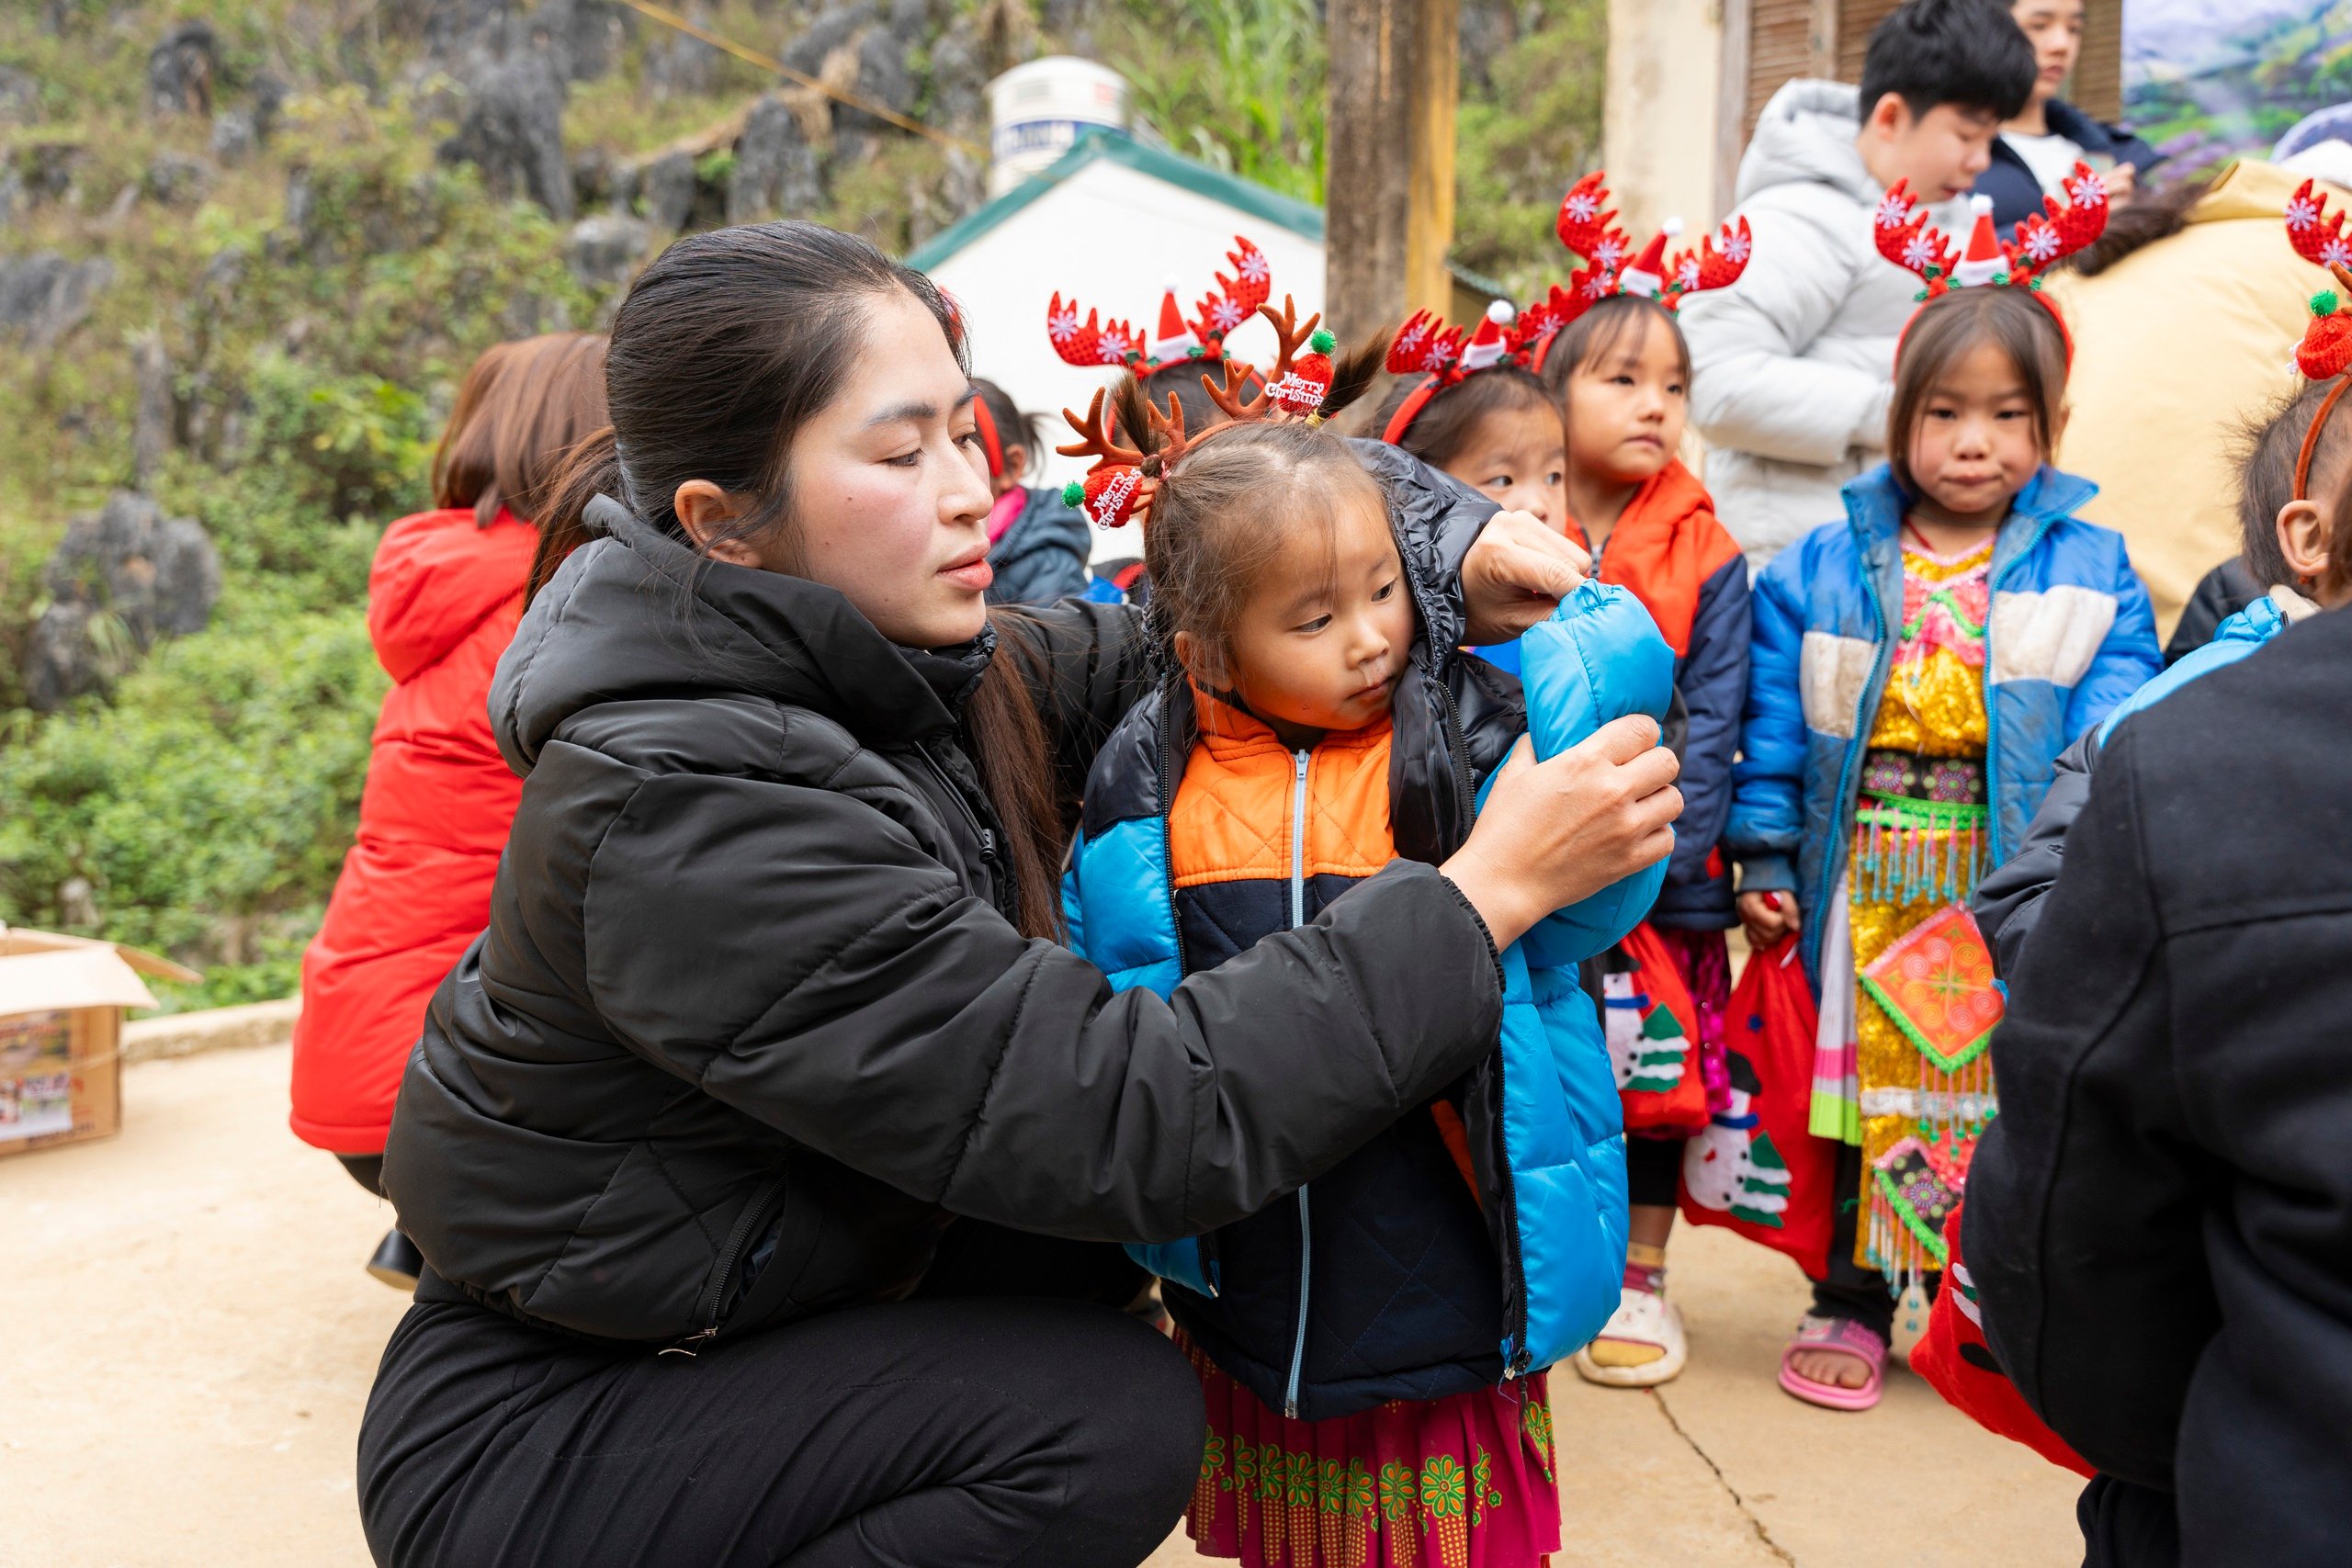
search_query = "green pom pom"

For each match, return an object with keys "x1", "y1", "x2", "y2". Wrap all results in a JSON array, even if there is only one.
[
  {"x1": 2314, "y1": 289, "x2": 2340, "y2": 318},
  {"x1": 1061, "y1": 480, "x2": 1085, "y2": 506},
  {"x1": 1308, "y1": 328, "x2": 1336, "y2": 354},
  {"x1": 1186, "y1": 344, "x2": 1206, "y2": 357}
]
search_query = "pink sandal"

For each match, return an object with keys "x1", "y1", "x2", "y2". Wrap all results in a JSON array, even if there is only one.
[{"x1": 1778, "y1": 1314, "x2": 1886, "y2": 1411}]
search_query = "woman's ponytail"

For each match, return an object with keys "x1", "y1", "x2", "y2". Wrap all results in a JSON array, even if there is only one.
[{"x1": 527, "y1": 425, "x2": 622, "y2": 604}]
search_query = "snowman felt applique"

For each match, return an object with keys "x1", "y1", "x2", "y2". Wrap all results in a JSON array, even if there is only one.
[{"x1": 1681, "y1": 1048, "x2": 1793, "y2": 1226}]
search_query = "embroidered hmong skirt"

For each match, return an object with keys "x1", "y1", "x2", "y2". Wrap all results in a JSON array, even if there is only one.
[
  {"x1": 1173, "y1": 1329, "x2": 1559, "y2": 1568},
  {"x1": 1839, "y1": 784, "x2": 2002, "y2": 1283}
]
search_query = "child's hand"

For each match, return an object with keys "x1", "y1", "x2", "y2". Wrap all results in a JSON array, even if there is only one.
[
  {"x1": 1737, "y1": 890, "x2": 1800, "y2": 947},
  {"x1": 1462, "y1": 510, "x2": 1590, "y2": 644}
]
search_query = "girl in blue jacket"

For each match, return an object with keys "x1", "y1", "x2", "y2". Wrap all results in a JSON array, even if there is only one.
[{"x1": 1730, "y1": 265, "x2": 2160, "y2": 1412}]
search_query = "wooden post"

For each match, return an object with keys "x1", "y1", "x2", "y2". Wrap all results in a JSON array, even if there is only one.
[{"x1": 1325, "y1": 0, "x2": 1459, "y2": 344}]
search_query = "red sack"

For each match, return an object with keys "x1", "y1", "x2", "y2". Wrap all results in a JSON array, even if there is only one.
[
  {"x1": 1676, "y1": 935, "x2": 1838, "y2": 1278},
  {"x1": 1912, "y1": 1201, "x2": 2096, "y2": 1477},
  {"x1": 1607, "y1": 922, "x2": 1710, "y2": 1136}
]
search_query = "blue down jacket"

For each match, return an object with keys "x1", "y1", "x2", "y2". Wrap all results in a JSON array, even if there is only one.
[
  {"x1": 1728, "y1": 463, "x2": 2161, "y2": 987},
  {"x1": 1066, "y1": 554, "x2": 1666, "y2": 1420}
]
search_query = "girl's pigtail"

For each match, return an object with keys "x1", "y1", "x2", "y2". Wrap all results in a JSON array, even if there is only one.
[
  {"x1": 1110, "y1": 371, "x2": 1160, "y2": 457},
  {"x1": 1317, "y1": 325, "x2": 1393, "y2": 423}
]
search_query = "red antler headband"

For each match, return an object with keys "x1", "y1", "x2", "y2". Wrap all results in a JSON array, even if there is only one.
[
  {"x1": 1046, "y1": 235, "x2": 1274, "y2": 376},
  {"x1": 1876, "y1": 166, "x2": 2109, "y2": 363},
  {"x1": 1553, "y1": 171, "x2": 1753, "y2": 319},
  {"x1": 969, "y1": 393, "x2": 1003, "y2": 480},
  {"x1": 1056, "y1": 298, "x2": 1337, "y2": 529},
  {"x1": 2284, "y1": 180, "x2": 2352, "y2": 501},
  {"x1": 1381, "y1": 172, "x2": 1753, "y2": 446}
]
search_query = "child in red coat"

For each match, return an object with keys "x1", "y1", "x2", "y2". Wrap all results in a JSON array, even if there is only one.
[{"x1": 290, "y1": 332, "x2": 606, "y2": 1286}]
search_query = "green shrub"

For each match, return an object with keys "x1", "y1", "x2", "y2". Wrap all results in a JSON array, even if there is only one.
[{"x1": 0, "y1": 591, "x2": 385, "y2": 1010}]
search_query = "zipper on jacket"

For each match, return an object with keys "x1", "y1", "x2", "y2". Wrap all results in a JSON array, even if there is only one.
[
  {"x1": 1815, "y1": 546, "x2": 1894, "y2": 979},
  {"x1": 1283, "y1": 746, "x2": 1312, "y2": 1418},
  {"x1": 1430, "y1": 671, "x2": 1477, "y2": 845},
  {"x1": 662, "y1": 1171, "x2": 787, "y2": 1359},
  {"x1": 1976, "y1": 512, "x2": 2054, "y2": 866},
  {"x1": 918, "y1": 740, "x2": 1013, "y2": 922},
  {"x1": 1156, "y1": 692, "x2": 1190, "y2": 975},
  {"x1": 1489, "y1": 1055, "x2": 1532, "y2": 1378},
  {"x1": 1288, "y1": 749, "x2": 1310, "y2": 925}
]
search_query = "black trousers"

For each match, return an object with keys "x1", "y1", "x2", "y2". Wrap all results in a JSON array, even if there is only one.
[{"x1": 358, "y1": 1224, "x2": 1195, "y2": 1568}]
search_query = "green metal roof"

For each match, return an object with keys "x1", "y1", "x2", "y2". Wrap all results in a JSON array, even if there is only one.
[
  {"x1": 906, "y1": 128, "x2": 1510, "y2": 301},
  {"x1": 907, "y1": 132, "x2": 1323, "y2": 272}
]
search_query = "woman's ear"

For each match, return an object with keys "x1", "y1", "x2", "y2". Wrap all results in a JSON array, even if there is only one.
[
  {"x1": 673, "y1": 479, "x2": 767, "y2": 569},
  {"x1": 1001, "y1": 445, "x2": 1029, "y2": 487},
  {"x1": 2277, "y1": 499, "x2": 2335, "y2": 587}
]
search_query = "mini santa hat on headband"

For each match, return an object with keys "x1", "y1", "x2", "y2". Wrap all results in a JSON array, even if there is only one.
[
  {"x1": 2280, "y1": 180, "x2": 2352, "y2": 499},
  {"x1": 1876, "y1": 165, "x2": 2109, "y2": 359},
  {"x1": 1046, "y1": 236, "x2": 1274, "y2": 376},
  {"x1": 1057, "y1": 298, "x2": 1337, "y2": 529},
  {"x1": 1555, "y1": 171, "x2": 1753, "y2": 314},
  {"x1": 1379, "y1": 172, "x2": 1751, "y2": 445}
]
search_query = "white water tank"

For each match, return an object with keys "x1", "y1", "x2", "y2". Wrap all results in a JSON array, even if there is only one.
[{"x1": 986, "y1": 57, "x2": 1130, "y2": 197}]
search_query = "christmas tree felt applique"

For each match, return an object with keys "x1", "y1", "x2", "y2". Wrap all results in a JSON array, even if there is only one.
[
  {"x1": 1602, "y1": 970, "x2": 1690, "y2": 1093},
  {"x1": 1858, "y1": 902, "x2": 2004, "y2": 1072}
]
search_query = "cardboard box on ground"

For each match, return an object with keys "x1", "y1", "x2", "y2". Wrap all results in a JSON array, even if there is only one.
[{"x1": 0, "y1": 928, "x2": 198, "y2": 1157}]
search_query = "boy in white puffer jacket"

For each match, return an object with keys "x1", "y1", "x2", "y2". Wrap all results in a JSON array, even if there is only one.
[{"x1": 1680, "y1": 0, "x2": 2037, "y2": 569}]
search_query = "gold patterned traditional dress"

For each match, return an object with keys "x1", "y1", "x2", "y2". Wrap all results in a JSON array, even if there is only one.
[{"x1": 1839, "y1": 535, "x2": 2004, "y2": 1280}]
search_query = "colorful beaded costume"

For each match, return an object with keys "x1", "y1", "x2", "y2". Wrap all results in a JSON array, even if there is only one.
[{"x1": 1838, "y1": 534, "x2": 2003, "y2": 1281}]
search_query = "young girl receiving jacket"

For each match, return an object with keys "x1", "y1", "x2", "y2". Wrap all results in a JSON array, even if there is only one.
[
  {"x1": 1729, "y1": 181, "x2": 2160, "y2": 1413},
  {"x1": 1058, "y1": 308, "x2": 1673, "y2": 1567},
  {"x1": 1376, "y1": 175, "x2": 1755, "y2": 1390}
]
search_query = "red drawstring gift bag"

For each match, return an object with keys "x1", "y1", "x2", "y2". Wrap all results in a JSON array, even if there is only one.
[
  {"x1": 1677, "y1": 935, "x2": 1838, "y2": 1278},
  {"x1": 1912, "y1": 1201, "x2": 2095, "y2": 1476},
  {"x1": 1607, "y1": 922, "x2": 1710, "y2": 1136}
]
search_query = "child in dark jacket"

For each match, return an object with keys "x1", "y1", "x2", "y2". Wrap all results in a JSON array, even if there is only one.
[
  {"x1": 969, "y1": 376, "x2": 1092, "y2": 605},
  {"x1": 1374, "y1": 175, "x2": 1753, "y2": 1389},
  {"x1": 1061, "y1": 306, "x2": 1661, "y2": 1567}
]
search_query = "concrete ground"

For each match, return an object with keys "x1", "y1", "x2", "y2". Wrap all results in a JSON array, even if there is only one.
[{"x1": 0, "y1": 1044, "x2": 2085, "y2": 1568}]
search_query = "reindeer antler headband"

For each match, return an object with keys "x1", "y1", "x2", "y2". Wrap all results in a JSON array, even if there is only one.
[
  {"x1": 1046, "y1": 235, "x2": 1274, "y2": 377},
  {"x1": 1381, "y1": 171, "x2": 1753, "y2": 445},
  {"x1": 1056, "y1": 298, "x2": 1338, "y2": 529},
  {"x1": 2283, "y1": 179, "x2": 2352, "y2": 501},
  {"x1": 1875, "y1": 165, "x2": 2109, "y2": 363}
]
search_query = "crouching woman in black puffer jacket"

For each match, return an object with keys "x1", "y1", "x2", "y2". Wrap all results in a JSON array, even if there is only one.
[{"x1": 360, "y1": 220, "x2": 1682, "y2": 1568}]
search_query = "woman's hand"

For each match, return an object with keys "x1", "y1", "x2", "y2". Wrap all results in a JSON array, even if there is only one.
[
  {"x1": 2099, "y1": 162, "x2": 2137, "y2": 209},
  {"x1": 1737, "y1": 889, "x2": 1801, "y2": 947},
  {"x1": 1462, "y1": 510, "x2": 1590, "y2": 645},
  {"x1": 1441, "y1": 718, "x2": 1681, "y2": 951}
]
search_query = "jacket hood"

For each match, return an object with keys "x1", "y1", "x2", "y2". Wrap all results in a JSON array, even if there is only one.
[
  {"x1": 1736, "y1": 78, "x2": 1880, "y2": 209},
  {"x1": 1348, "y1": 436, "x2": 1485, "y2": 658},
  {"x1": 993, "y1": 485, "x2": 1092, "y2": 565},
  {"x1": 491, "y1": 496, "x2": 983, "y2": 774},
  {"x1": 368, "y1": 507, "x2": 538, "y2": 683}
]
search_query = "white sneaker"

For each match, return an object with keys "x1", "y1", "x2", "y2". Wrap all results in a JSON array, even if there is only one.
[{"x1": 1572, "y1": 1285, "x2": 1688, "y2": 1387}]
